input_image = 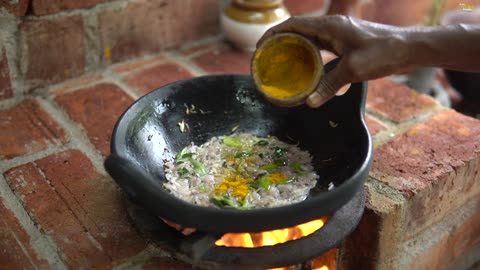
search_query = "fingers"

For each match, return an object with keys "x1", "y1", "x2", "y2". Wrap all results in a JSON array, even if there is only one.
[
  {"x1": 256, "y1": 17, "x2": 321, "y2": 49},
  {"x1": 256, "y1": 15, "x2": 348, "y2": 54},
  {"x1": 256, "y1": 19, "x2": 291, "y2": 48},
  {"x1": 306, "y1": 65, "x2": 350, "y2": 108},
  {"x1": 257, "y1": 26, "x2": 278, "y2": 48}
]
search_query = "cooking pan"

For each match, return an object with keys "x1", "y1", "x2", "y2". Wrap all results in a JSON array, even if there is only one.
[{"x1": 104, "y1": 60, "x2": 373, "y2": 233}]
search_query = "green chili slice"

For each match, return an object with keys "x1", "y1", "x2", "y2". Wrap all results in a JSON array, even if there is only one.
[
  {"x1": 223, "y1": 137, "x2": 243, "y2": 148},
  {"x1": 189, "y1": 158, "x2": 208, "y2": 176}
]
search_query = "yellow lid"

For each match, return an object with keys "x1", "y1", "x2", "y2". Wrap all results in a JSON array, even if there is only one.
[{"x1": 251, "y1": 33, "x2": 323, "y2": 107}]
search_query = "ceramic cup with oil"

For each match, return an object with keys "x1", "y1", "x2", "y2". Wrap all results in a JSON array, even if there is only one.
[{"x1": 251, "y1": 33, "x2": 324, "y2": 107}]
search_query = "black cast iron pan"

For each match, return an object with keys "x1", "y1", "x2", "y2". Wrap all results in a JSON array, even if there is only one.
[{"x1": 105, "y1": 60, "x2": 373, "y2": 233}]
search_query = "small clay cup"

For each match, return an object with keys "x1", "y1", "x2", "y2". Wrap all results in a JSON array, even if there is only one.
[{"x1": 251, "y1": 33, "x2": 324, "y2": 107}]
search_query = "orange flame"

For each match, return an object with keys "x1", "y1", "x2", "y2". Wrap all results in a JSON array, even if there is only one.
[
  {"x1": 215, "y1": 217, "x2": 327, "y2": 248},
  {"x1": 215, "y1": 217, "x2": 331, "y2": 270}
]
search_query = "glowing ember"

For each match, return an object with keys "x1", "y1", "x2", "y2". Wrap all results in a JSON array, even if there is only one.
[{"x1": 215, "y1": 217, "x2": 328, "y2": 248}]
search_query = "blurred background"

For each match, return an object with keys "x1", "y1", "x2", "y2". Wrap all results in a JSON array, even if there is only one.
[
  {"x1": 0, "y1": 0, "x2": 479, "y2": 117},
  {"x1": 1, "y1": 2, "x2": 480, "y2": 269}
]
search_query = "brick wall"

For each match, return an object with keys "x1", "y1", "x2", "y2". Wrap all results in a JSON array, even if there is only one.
[
  {"x1": 340, "y1": 79, "x2": 480, "y2": 270},
  {"x1": 1, "y1": 0, "x2": 479, "y2": 99},
  {"x1": 0, "y1": 0, "x2": 221, "y2": 96},
  {"x1": 0, "y1": 0, "x2": 332, "y2": 99},
  {"x1": 1, "y1": 1, "x2": 479, "y2": 269}
]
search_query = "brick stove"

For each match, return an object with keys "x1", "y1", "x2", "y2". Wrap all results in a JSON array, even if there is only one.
[
  {"x1": 123, "y1": 191, "x2": 364, "y2": 270},
  {"x1": 1, "y1": 0, "x2": 480, "y2": 269}
]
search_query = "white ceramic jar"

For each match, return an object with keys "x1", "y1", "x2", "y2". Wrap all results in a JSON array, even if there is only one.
[{"x1": 221, "y1": 0, "x2": 290, "y2": 52}]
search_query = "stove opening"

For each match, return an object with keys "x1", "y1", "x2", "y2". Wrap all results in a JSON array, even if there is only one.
[
  {"x1": 214, "y1": 217, "x2": 335, "y2": 269},
  {"x1": 215, "y1": 217, "x2": 328, "y2": 248}
]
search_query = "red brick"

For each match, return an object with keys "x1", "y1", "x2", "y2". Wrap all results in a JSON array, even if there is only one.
[
  {"x1": 98, "y1": 0, "x2": 219, "y2": 63},
  {"x1": 0, "y1": 47, "x2": 13, "y2": 100},
  {"x1": 54, "y1": 83, "x2": 134, "y2": 156},
  {"x1": 0, "y1": 198, "x2": 49, "y2": 269},
  {"x1": 20, "y1": 16, "x2": 86, "y2": 88},
  {"x1": 122, "y1": 61, "x2": 194, "y2": 95},
  {"x1": 32, "y1": 0, "x2": 109, "y2": 16},
  {"x1": 112, "y1": 55, "x2": 165, "y2": 74},
  {"x1": 372, "y1": 109, "x2": 480, "y2": 195},
  {"x1": 339, "y1": 183, "x2": 407, "y2": 269},
  {"x1": 0, "y1": 0, "x2": 28, "y2": 16},
  {"x1": 407, "y1": 199, "x2": 480, "y2": 270},
  {"x1": 191, "y1": 43, "x2": 252, "y2": 74},
  {"x1": 0, "y1": 99, "x2": 67, "y2": 160},
  {"x1": 339, "y1": 207, "x2": 382, "y2": 270},
  {"x1": 143, "y1": 257, "x2": 193, "y2": 270},
  {"x1": 4, "y1": 162, "x2": 111, "y2": 268},
  {"x1": 4, "y1": 150, "x2": 147, "y2": 268},
  {"x1": 365, "y1": 115, "x2": 386, "y2": 136},
  {"x1": 34, "y1": 150, "x2": 147, "y2": 263},
  {"x1": 284, "y1": 0, "x2": 328, "y2": 15},
  {"x1": 366, "y1": 78, "x2": 438, "y2": 123},
  {"x1": 180, "y1": 42, "x2": 220, "y2": 57},
  {"x1": 48, "y1": 72, "x2": 103, "y2": 95},
  {"x1": 371, "y1": 110, "x2": 480, "y2": 236}
]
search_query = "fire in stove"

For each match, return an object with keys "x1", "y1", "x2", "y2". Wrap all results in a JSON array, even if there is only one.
[
  {"x1": 214, "y1": 217, "x2": 332, "y2": 270},
  {"x1": 215, "y1": 218, "x2": 328, "y2": 248},
  {"x1": 124, "y1": 190, "x2": 364, "y2": 270}
]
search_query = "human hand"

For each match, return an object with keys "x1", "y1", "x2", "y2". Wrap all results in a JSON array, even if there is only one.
[{"x1": 257, "y1": 15, "x2": 412, "y2": 107}]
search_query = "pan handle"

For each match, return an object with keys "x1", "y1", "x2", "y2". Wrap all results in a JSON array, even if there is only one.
[{"x1": 322, "y1": 58, "x2": 368, "y2": 114}]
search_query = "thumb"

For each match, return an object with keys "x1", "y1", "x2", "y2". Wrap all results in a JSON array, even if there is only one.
[{"x1": 306, "y1": 65, "x2": 349, "y2": 108}]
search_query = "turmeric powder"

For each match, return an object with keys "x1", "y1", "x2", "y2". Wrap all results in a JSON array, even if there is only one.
[{"x1": 253, "y1": 35, "x2": 318, "y2": 99}]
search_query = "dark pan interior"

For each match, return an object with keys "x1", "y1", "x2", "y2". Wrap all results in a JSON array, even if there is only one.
[{"x1": 105, "y1": 61, "x2": 373, "y2": 233}]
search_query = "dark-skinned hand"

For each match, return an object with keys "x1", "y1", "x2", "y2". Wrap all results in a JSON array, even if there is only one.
[{"x1": 257, "y1": 15, "x2": 480, "y2": 107}]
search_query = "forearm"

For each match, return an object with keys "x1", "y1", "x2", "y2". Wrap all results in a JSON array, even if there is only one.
[{"x1": 402, "y1": 24, "x2": 480, "y2": 72}]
